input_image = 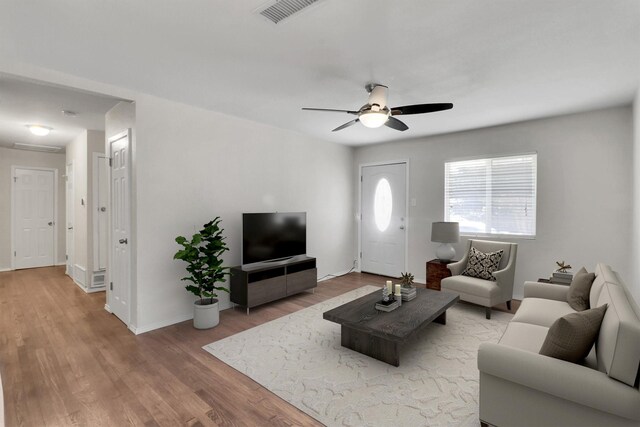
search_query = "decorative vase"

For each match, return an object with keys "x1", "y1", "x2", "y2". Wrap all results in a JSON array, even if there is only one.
[{"x1": 193, "y1": 298, "x2": 220, "y2": 329}]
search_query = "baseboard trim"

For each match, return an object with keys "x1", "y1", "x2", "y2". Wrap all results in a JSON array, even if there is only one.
[
  {"x1": 132, "y1": 313, "x2": 193, "y2": 335},
  {"x1": 104, "y1": 303, "x2": 112, "y2": 313},
  {"x1": 85, "y1": 286, "x2": 106, "y2": 294},
  {"x1": 55, "y1": 262, "x2": 66, "y2": 266},
  {"x1": 0, "y1": 268, "x2": 11, "y2": 272}
]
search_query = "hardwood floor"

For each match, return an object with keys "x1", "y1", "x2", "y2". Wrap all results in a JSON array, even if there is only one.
[{"x1": 0, "y1": 267, "x2": 519, "y2": 426}]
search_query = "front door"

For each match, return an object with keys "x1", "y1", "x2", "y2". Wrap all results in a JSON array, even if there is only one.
[
  {"x1": 13, "y1": 167, "x2": 55, "y2": 269},
  {"x1": 110, "y1": 130, "x2": 131, "y2": 325},
  {"x1": 361, "y1": 163, "x2": 407, "y2": 277}
]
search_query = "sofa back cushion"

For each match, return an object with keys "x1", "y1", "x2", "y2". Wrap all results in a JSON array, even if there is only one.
[
  {"x1": 590, "y1": 263, "x2": 618, "y2": 308},
  {"x1": 470, "y1": 240, "x2": 512, "y2": 271},
  {"x1": 595, "y1": 282, "x2": 640, "y2": 387}
]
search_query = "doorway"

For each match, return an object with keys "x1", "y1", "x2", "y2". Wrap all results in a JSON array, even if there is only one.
[
  {"x1": 65, "y1": 162, "x2": 74, "y2": 277},
  {"x1": 11, "y1": 167, "x2": 57, "y2": 270},
  {"x1": 360, "y1": 162, "x2": 408, "y2": 277}
]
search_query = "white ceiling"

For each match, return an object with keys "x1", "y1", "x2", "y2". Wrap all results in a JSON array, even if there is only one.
[
  {"x1": 1, "y1": 0, "x2": 638, "y2": 146},
  {"x1": 0, "y1": 74, "x2": 123, "y2": 150}
]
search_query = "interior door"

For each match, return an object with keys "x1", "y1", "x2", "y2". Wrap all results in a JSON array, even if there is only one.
[
  {"x1": 361, "y1": 163, "x2": 407, "y2": 277},
  {"x1": 110, "y1": 130, "x2": 131, "y2": 325},
  {"x1": 13, "y1": 168, "x2": 55, "y2": 269},
  {"x1": 65, "y1": 162, "x2": 74, "y2": 277}
]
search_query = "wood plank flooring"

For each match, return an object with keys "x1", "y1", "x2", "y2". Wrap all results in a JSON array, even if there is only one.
[{"x1": 0, "y1": 267, "x2": 519, "y2": 426}]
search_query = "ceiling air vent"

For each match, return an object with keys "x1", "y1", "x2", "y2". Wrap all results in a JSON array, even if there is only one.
[
  {"x1": 13, "y1": 143, "x2": 63, "y2": 153},
  {"x1": 258, "y1": 0, "x2": 321, "y2": 24}
]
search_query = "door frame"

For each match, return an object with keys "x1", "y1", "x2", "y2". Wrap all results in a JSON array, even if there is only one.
[
  {"x1": 92, "y1": 152, "x2": 109, "y2": 272},
  {"x1": 358, "y1": 159, "x2": 410, "y2": 275},
  {"x1": 10, "y1": 165, "x2": 59, "y2": 270},
  {"x1": 65, "y1": 161, "x2": 74, "y2": 277},
  {"x1": 106, "y1": 129, "x2": 132, "y2": 328}
]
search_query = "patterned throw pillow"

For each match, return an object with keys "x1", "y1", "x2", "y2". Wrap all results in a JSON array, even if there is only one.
[{"x1": 461, "y1": 247, "x2": 504, "y2": 281}]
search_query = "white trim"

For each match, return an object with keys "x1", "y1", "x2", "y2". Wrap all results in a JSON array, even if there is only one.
[
  {"x1": 444, "y1": 151, "x2": 538, "y2": 164},
  {"x1": 129, "y1": 313, "x2": 193, "y2": 335},
  {"x1": 104, "y1": 303, "x2": 113, "y2": 313},
  {"x1": 11, "y1": 165, "x2": 59, "y2": 270},
  {"x1": 55, "y1": 262, "x2": 66, "y2": 266},
  {"x1": 74, "y1": 283, "x2": 105, "y2": 294},
  {"x1": 0, "y1": 268, "x2": 11, "y2": 272},
  {"x1": 92, "y1": 152, "x2": 109, "y2": 271},
  {"x1": 73, "y1": 264, "x2": 87, "y2": 287},
  {"x1": 358, "y1": 159, "x2": 410, "y2": 275}
]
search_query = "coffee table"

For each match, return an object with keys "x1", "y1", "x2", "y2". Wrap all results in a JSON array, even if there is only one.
[{"x1": 323, "y1": 288, "x2": 459, "y2": 366}]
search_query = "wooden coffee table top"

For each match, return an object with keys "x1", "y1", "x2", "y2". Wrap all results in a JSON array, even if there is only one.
[{"x1": 323, "y1": 287, "x2": 459, "y2": 343}]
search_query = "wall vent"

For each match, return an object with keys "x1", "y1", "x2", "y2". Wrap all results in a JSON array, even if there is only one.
[
  {"x1": 13, "y1": 143, "x2": 63, "y2": 153},
  {"x1": 258, "y1": 0, "x2": 320, "y2": 24}
]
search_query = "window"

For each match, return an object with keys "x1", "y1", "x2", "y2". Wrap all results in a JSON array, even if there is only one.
[
  {"x1": 374, "y1": 178, "x2": 392, "y2": 231},
  {"x1": 445, "y1": 153, "x2": 537, "y2": 237}
]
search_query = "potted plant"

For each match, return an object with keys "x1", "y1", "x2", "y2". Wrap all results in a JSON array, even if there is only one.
[
  {"x1": 400, "y1": 271, "x2": 415, "y2": 288},
  {"x1": 174, "y1": 217, "x2": 230, "y2": 329}
]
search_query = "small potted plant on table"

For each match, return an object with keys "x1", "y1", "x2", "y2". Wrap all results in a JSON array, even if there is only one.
[{"x1": 174, "y1": 217, "x2": 230, "y2": 329}]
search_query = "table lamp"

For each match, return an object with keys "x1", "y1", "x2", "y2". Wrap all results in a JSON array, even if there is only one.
[{"x1": 431, "y1": 222, "x2": 460, "y2": 262}]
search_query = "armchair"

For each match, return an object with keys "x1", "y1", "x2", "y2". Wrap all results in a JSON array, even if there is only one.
[{"x1": 441, "y1": 239, "x2": 518, "y2": 319}]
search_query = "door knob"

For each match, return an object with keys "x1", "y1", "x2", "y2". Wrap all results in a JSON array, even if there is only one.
[
  {"x1": 400, "y1": 225, "x2": 405, "y2": 230},
  {"x1": 68, "y1": 226, "x2": 73, "y2": 230},
  {"x1": 100, "y1": 207, "x2": 106, "y2": 212},
  {"x1": 48, "y1": 221, "x2": 54, "y2": 226},
  {"x1": 119, "y1": 238, "x2": 128, "y2": 244}
]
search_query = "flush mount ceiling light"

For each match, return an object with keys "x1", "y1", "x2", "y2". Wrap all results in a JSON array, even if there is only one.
[{"x1": 26, "y1": 124, "x2": 53, "y2": 136}]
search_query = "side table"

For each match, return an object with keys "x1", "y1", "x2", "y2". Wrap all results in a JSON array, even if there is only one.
[
  {"x1": 537, "y1": 278, "x2": 571, "y2": 286},
  {"x1": 426, "y1": 259, "x2": 454, "y2": 291}
]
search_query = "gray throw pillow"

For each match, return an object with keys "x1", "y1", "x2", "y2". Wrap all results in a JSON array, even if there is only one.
[
  {"x1": 461, "y1": 246, "x2": 503, "y2": 281},
  {"x1": 539, "y1": 304, "x2": 608, "y2": 363},
  {"x1": 567, "y1": 267, "x2": 596, "y2": 311}
]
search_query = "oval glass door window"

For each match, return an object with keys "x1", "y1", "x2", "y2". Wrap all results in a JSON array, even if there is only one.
[{"x1": 374, "y1": 178, "x2": 393, "y2": 231}]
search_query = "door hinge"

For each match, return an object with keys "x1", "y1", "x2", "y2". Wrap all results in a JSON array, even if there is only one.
[
  {"x1": 14, "y1": 251, "x2": 16, "y2": 257},
  {"x1": 13, "y1": 176, "x2": 17, "y2": 183},
  {"x1": 65, "y1": 254, "x2": 68, "y2": 260},
  {"x1": 360, "y1": 175, "x2": 363, "y2": 182},
  {"x1": 110, "y1": 282, "x2": 113, "y2": 290},
  {"x1": 109, "y1": 157, "x2": 112, "y2": 167},
  {"x1": 360, "y1": 251, "x2": 362, "y2": 258}
]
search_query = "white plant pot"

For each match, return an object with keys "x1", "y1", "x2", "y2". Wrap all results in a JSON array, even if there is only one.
[{"x1": 193, "y1": 298, "x2": 220, "y2": 329}]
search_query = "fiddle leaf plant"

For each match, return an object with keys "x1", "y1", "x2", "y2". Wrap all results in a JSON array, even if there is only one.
[{"x1": 174, "y1": 217, "x2": 230, "y2": 305}]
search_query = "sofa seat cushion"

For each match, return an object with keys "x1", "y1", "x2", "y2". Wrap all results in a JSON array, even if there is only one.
[
  {"x1": 512, "y1": 297, "x2": 576, "y2": 328},
  {"x1": 499, "y1": 321, "x2": 549, "y2": 353},
  {"x1": 441, "y1": 275, "x2": 500, "y2": 299}
]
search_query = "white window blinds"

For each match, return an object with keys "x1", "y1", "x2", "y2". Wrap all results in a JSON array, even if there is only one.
[{"x1": 445, "y1": 153, "x2": 537, "y2": 237}]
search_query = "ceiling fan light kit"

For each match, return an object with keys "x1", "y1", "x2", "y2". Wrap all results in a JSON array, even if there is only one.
[{"x1": 302, "y1": 83, "x2": 453, "y2": 132}]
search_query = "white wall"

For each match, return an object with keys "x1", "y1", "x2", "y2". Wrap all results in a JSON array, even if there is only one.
[
  {"x1": 0, "y1": 146, "x2": 66, "y2": 270},
  {"x1": 131, "y1": 94, "x2": 354, "y2": 332},
  {"x1": 354, "y1": 107, "x2": 633, "y2": 300},
  {"x1": 631, "y1": 90, "x2": 640, "y2": 307}
]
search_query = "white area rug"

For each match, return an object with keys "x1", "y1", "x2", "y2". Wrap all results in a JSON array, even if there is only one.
[{"x1": 203, "y1": 286, "x2": 512, "y2": 427}]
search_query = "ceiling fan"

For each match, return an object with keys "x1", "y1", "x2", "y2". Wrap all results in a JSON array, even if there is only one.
[{"x1": 302, "y1": 84, "x2": 453, "y2": 132}]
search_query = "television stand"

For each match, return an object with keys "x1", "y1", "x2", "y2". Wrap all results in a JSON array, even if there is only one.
[{"x1": 230, "y1": 255, "x2": 317, "y2": 314}]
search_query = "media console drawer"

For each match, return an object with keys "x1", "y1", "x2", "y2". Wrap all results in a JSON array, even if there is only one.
[
  {"x1": 287, "y1": 268, "x2": 317, "y2": 294},
  {"x1": 247, "y1": 277, "x2": 286, "y2": 306}
]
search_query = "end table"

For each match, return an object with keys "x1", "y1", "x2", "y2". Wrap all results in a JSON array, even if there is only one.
[{"x1": 426, "y1": 259, "x2": 455, "y2": 291}]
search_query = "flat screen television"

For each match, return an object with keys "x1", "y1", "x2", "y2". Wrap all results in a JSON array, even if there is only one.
[{"x1": 242, "y1": 212, "x2": 306, "y2": 265}]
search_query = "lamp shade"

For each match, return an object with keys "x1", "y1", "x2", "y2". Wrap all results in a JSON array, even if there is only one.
[{"x1": 431, "y1": 222, "x2": 460, "y2": 243}]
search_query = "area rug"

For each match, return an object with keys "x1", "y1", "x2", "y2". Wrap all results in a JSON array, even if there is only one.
[{"x1": 203, "y1": 286, "x2": 512, "y2": 427}]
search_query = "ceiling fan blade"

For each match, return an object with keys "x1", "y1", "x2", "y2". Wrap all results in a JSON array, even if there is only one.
[
  {"x1": 391, "y1": 103, "x2": 453, "y2": 116},
  {"x1": 332, "y1": 118, "x2": 359, "y2": 132},
  {"x1": 385, "y1": 117, "x2": 408, "y2": 131},
  {"x1": 302, "y1": 107, "x2": 358, "y2": 115}
]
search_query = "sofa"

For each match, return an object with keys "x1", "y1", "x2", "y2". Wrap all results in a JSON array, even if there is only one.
[{"x1": 478, "y1": 263, "x2": 640, "y2": 427}]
